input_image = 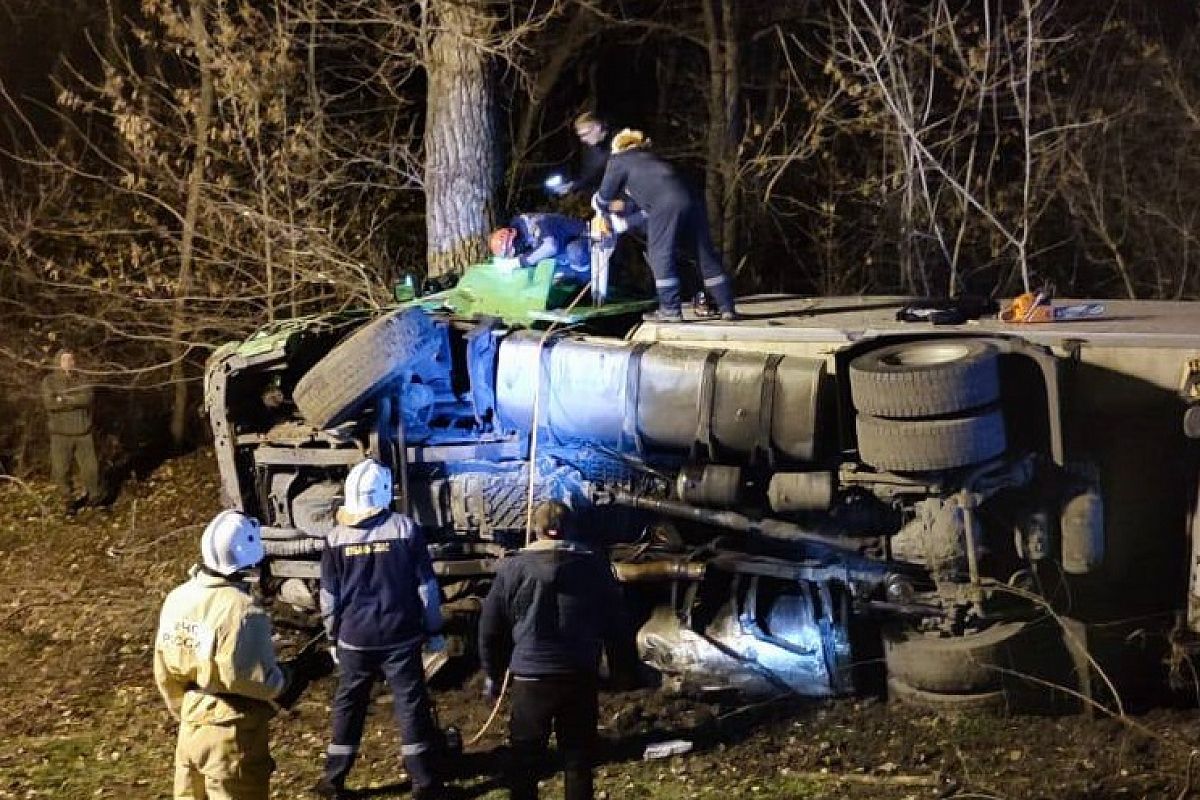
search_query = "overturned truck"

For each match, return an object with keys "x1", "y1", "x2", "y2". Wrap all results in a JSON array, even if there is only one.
[{"x1": 204, "y1": 295, "x2": 1200, "y2": 709}]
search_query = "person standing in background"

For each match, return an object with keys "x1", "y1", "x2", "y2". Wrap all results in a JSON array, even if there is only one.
[
  {"x1": 547, "y1": 112, "x2": 613, "y2": 200},
  {"x1": 41, "y1": 349, "x2": 104, "y2": 514}
]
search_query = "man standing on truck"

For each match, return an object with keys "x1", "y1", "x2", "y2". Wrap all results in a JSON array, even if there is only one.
[
  {"x1": 316, "y1": 458, "x2": 447, "y2": 800},
  {"x1": 154, "y1": 510, "x2": 288, "y2": 800},
  {"x1": 478, "y1": 501, "x2": 630, "y2": 800},
  {"x1": 595, "y1": 129, "x2": 737, "y2": 323},
  {"x1": 544, "y1": 112, "x2": 613, "y2": 200},
  {"x1": 41, "y1": 348, "x2": 104, "y2": 514}
]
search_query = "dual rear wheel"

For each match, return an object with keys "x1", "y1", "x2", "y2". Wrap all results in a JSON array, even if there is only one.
[
  {"x1": 850, "y1": 339, "x2": 1005, "y2": 473},
  {"x1": 852, "y1": 340, "x2": 1025, "y2": 709}
]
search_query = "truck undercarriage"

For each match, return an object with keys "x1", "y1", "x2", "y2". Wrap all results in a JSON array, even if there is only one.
[{"x1": 204, "y1": 294, "x2": 1200, "y2": 710}]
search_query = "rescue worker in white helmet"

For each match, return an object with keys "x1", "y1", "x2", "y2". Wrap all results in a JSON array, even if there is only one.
[
  {"x1": 594, "y1": 129, "x2": 738, "y2": 323},
  {"x1": 315, "y1": 459, "x2": 447, "y2": 800},
  {"x1": 153, "y1": 509, "x2": 287, "y2": 800}
]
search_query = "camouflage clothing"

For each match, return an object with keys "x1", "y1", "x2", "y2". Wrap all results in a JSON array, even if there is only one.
[
  {"x1": 41, "y1": 364, "x2": 102, "y2": 504},
  {"x1": 40, "y1": 368, "x2": 94, "y2": 436}
]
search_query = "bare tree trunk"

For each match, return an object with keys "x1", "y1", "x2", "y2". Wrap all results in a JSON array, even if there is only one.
[
  {"x1": 169, "y1": 0, "x2": 212, "y2": 449},
  {"x1": 702, "y1": 0, "x2": 741, "y2": 269},
  {"x1": 424, "y1": 0, "x2": 497, "y2": 278},
  {"x1": 295, "y1": 0, "x2": 322, "y2": 319}
]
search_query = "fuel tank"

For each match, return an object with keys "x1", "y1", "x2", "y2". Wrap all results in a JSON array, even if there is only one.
[{"x1": 495, "y1": 332, "x2": 825, "y2": 462}]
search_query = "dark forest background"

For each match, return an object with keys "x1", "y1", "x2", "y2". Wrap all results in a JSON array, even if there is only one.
[{"x1": 0, "y1": 0, "x2": 1197, "y2": 472}]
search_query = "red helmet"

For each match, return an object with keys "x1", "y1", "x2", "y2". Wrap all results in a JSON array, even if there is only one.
[{"x1": 489, "y1": 227, "x2": 518, "y2": 258}]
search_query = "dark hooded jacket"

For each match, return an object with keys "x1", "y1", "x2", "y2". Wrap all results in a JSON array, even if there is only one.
[
  {"x1": 478, "y1": 539, "x2": 626, "y2": 678},
  {"x1": 573, "y1": 130, "x2": 613, "y2": 198}
]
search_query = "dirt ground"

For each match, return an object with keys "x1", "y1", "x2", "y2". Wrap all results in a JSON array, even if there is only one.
[{"x1": 2, "y1": 448, "x2": 1200, "y2": 800}]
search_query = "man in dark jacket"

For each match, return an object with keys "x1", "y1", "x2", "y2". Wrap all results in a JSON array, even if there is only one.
[
  {"x1": 595, "y1": 129, "x2": 737, "y2": 323},
  {"x1": 546, "y1": 112, "x2": 612, "y2": 200},
  {"x1": 316, "y1": 459, "x2": 446, "y2": 800},
  {"x1": 478, "y1": 501, "x2": 628, "y2": 800},
  {"x1": 40, "y1": 349, "x2": 103, "y2": 514}
]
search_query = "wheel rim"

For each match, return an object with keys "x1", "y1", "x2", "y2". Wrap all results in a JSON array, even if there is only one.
[{"x1": 881, "y1": 342, "x2": 973, "y2": 368}]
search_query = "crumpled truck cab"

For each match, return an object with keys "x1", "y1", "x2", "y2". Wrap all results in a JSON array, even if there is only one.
[{"x1": 204, "y1": 295, "x2": 1200, "y2": 708}]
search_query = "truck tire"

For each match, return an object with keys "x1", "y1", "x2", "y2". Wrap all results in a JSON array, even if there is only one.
[
  {"x1": 294, "y1": 307, "x2": 439, "y2": 429},
  {"x1": 884, "y1": 622, "x2": 1029, "y2": 694},
  {"x1": 887, "y1": 678, "x2": 1008, "y2": 713},
  {"x1": 849, "y1": 340, "x2": 1000, "y2": 418},
  {"x1": 856, "y1": 408, "x2": 1005, "y2": 472}
]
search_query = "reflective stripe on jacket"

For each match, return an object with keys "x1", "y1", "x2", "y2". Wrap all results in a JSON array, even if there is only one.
[
  {"x1": 320, "y1": 512, "x2": 442, "y2": 650},
  {"x1": 154, "y1": 567, "x2": 285, "y2": 725}
]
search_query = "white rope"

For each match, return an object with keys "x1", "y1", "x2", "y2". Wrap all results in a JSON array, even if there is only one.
[
  {"x1": 468, "y1": 282, "x2": 593, "y2": 746},
  {"x1": 522, "y1": 284, "x2": 592, "y2": 545}
]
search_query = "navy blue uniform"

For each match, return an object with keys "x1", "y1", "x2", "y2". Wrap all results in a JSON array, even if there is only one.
[
  {"x1": 479, "y1": 539, "x2": 624, "y2": 678},
  {"x1": 597, "y1": 148, "x2": 734, "y2": 315},
  {"x1": 319, "y1": 512, "x2": 442, "y2": 796},
  {"x1": 479, "y1": 539, "x2": 630, "y2": 800},
  {"x1": 510, "y1": 213, "x2": 590, "y2": 279}
]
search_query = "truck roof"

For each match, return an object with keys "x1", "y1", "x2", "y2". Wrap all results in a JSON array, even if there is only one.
[{"x1": 632, "y1": 295, "x2": 1200, "y2": 349}]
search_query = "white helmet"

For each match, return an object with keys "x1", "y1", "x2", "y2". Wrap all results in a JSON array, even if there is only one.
[
  {"x1": 201, "y1": 509, "x2": 264, "y2": 576},
  {"x1": 342, "y1": 459, "x2": 393, "y2": 521}
]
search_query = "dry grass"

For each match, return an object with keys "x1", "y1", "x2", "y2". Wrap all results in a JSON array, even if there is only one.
[{"x1": 1, "y1": 449, "x2": 1198, "y2": 799}]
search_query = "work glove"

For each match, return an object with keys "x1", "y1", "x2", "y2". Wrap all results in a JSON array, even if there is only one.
[
  {"x1": 426, "y1": 634, "x2": 447, "y2": 654},
  {"x1": 591, "y1": 214, "x2": 612, "y2": 239},
  {"x1": 493, "y1": 256, "x2": 522, "y2": 272},
  {"x1": 611, "y1": 214, "x2": 630, "y2": 234},
  {"x1": 482, "y1": 676, "x2": 500, "y2": 702}
]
